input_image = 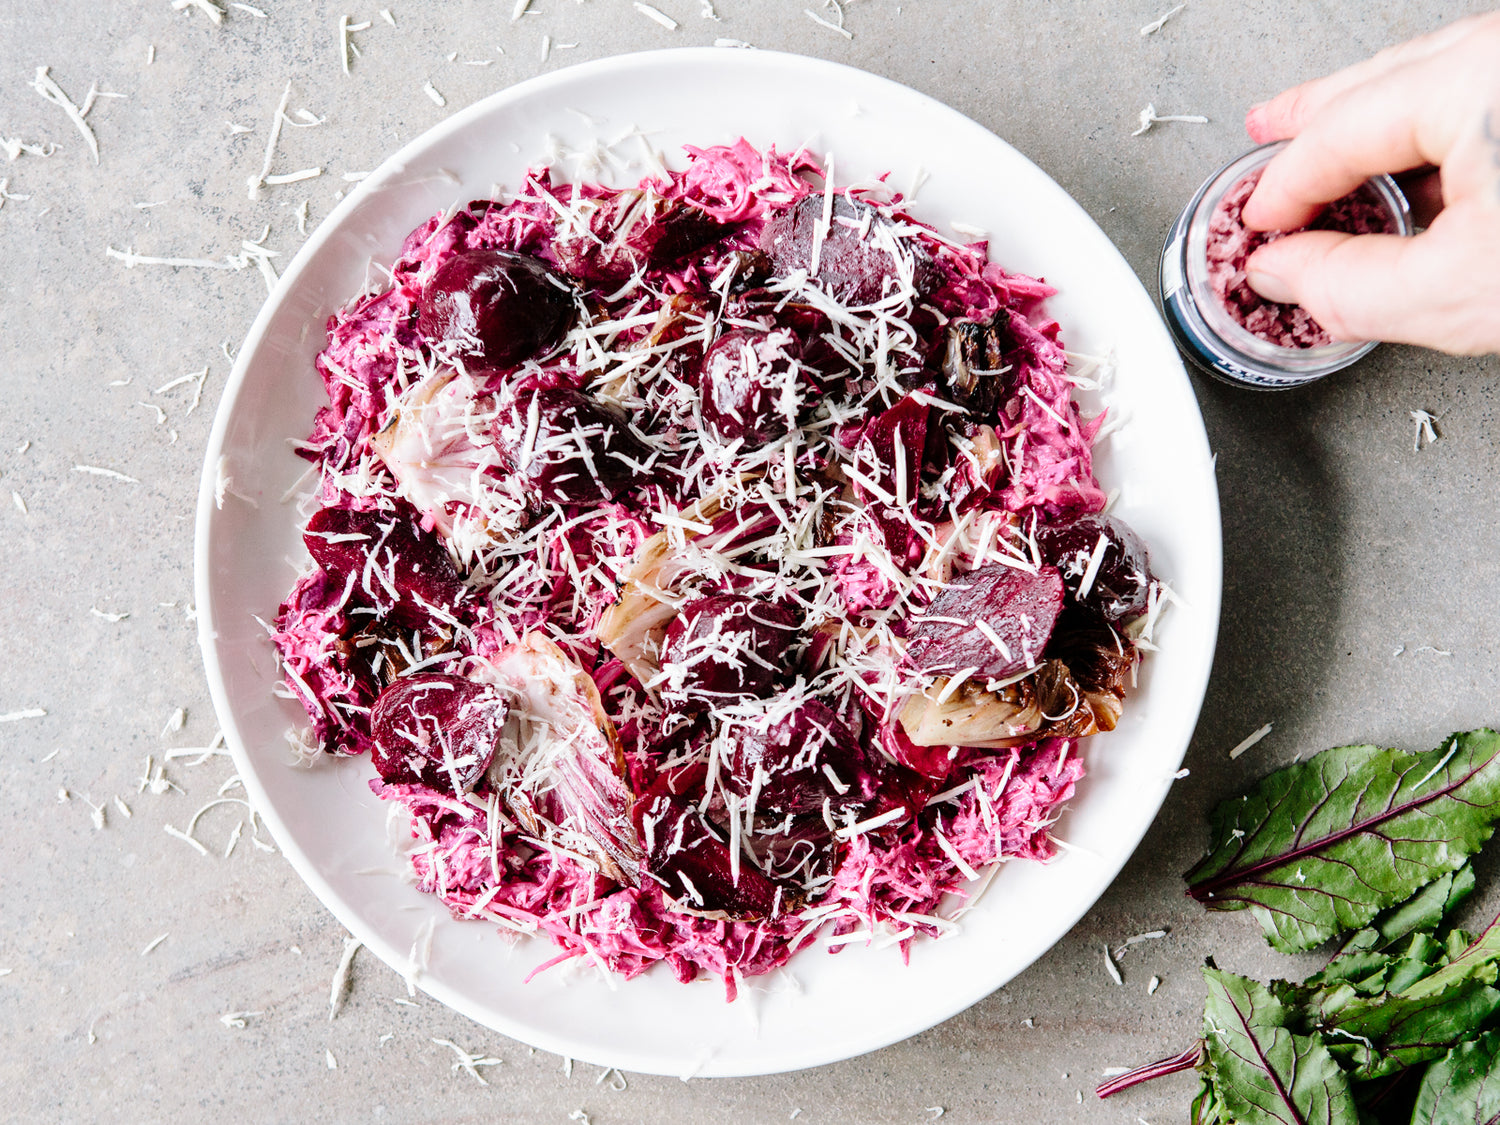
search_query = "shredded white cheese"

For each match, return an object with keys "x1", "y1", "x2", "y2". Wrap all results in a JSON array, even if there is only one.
[
  {"x1": 1227, "y1": 722, "x2": 1273, "y2": 760},
  {"x1": 804, "y1": 0, "x2": 852, "y2": 38},
  {"x1": 1411, "y1": 409, "x2": 1439, "y2": 452},
  {"x1": 633, "y1": 1, "x2": 678, "y2": 29},
  {"x1": 328, "y1": 936, "x2": 362, "y2": 1020},
  {"x1": 30, "y1": 67, "x2": 99, "y2": 164},
  {"x1": 431, "y1": 1037, "x2": 503, "y2": 1084},
  {"x1": 422, "y1": 81, "x2": 446, "y2": 107},
  {"x1": 172, "y1": 0, "x2": 226, "y2": 24},
  {"x1": 247, "y1": 80, "x2": 292, "y2": 200},
  {"x1": 1139, "y1": 3, "x2": 1184, "y2": 35},
  {"x1": 1103, "y1": 943, "x2": 1123, "y2": 984},
  {"x1": 1131, "y1": 103, "x2": 1209, "y2": 136}
]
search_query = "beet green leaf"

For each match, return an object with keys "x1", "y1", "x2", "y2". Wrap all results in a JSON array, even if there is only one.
[
  {"x1": 1412, "y1": 1031, "x2": 1500, "y2": 1125},
  {"x1": 1201, "y1": 967, "x2": 1358, "y2": 1125},
  {"x1": 1185, "y1": 730, "x2": 1500, "y2": 952}
]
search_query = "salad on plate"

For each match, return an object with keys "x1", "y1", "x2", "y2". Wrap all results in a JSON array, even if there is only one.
[{"x1": 271, "y1": 138, "x2": 1159, "y2": 997}]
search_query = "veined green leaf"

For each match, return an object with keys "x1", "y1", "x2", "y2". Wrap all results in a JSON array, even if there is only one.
[
  {"x1": 1412, "y1": 1031, "x2": 1500, "y2": 1125},
  {"x1": 1201, "y1": 967, "x2": 1359, "y2": 1125},
  {"x1": 1324, "y1": 978, "x2": 1500, "y2": 1080},
  {"x1": 1185, "y1": 731, "x2": 1500, "y2": 952},
  {"x1": 1333, "y1": 864, "x2": 1477, "y2": 960},
  {"x1": 1292, "y1": 914, "x2": 1500, "y2": 1080}
]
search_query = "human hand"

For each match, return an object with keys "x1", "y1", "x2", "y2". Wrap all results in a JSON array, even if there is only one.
[{"x1": 1240, "y1": 12, "x2": 1500, "y2": 356}]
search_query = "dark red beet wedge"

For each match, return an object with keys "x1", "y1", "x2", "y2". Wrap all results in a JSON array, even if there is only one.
[
  {"x1": 370, "y1": 673, "x2": 508, "y2": 794},
  {"x1": 635, "y1": 794, "x2": 780, "y2": 920},
  {"x1": 417, "y1": 249, "x2": 576, "y2": 369},
  {"x1": 758, "y1": 195, "x2": 941, "y2": 305},
  {"x1": 698, "y1": 327, "x2": 805, "y2": 447},
  {"x1": 724, "y1": 700, "x2": 878, "y2": 817},
  {"x1": 1037, "y1": 514, "x2": 1153, "y2": 622},
  {"x1": 303, "y1": 504, "x2": 466, "y2": 628},
  {"x1": 904, "y1": 563, "x2": 1065, "y2": 681},
  {"x1": 491, "y1": 382, "x2": 652, "y2": 504},
  {"x1": 659, "y1": 595, "x2": 797, "y2": 706}
]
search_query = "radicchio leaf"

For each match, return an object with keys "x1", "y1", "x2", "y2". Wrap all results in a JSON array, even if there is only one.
[
  {"x1": 1184, "y1": 730, "x2": 1500, "y2": 953},
  {"x1": 1199, "y1": 967, "x2": 1359, "y2": 1125}
]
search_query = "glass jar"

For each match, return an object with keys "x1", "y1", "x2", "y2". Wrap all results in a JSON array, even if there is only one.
[{"x1": 1158, "y1": 141, "x2": 1413, "y2": 390}]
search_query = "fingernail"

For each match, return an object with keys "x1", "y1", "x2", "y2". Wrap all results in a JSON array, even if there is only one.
[
  {"x1": 1247, "y1": 100, "x2": 1267, "y2": 114},
  {"x1": 1247, "y1": 270, "x2": 1296, "y2": 305}
]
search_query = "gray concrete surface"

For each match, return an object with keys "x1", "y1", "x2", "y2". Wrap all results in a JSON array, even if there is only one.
[{"x1": 3, "y1": 1, "x2": 1498, "y2": 1121}]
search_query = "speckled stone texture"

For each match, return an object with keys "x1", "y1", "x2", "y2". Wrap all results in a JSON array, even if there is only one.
[{"x1": 2, "y1": 2, "x2": 1498, "y2": 1122}]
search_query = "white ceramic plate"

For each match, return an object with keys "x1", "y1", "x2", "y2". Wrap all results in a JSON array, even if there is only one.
[{"x1": 196, "y1": 48, "x2": 1221, "y2": 1078}]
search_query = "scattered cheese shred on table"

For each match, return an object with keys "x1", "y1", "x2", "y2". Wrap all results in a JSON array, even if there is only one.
[
  {"x1": 1103, "y1": 943, "x2": 1124, "y2": 984},
  {"x1": 247, "y1": 80, "x2": 292, "y2": 200},
  {"x1": 328, "y1": 936, "x2": 362, "y2": 1020},
  {"x1": 431, "y1": 1038, "x2": 502, "y2": 1085},
  {"x1": 172, "y1": 0, "x2": 225, "y2": 25},
  {"x1": 1131, "y1": 103, "x2": 1209, "y2": 136},
  {"x1": 1228, "y1": 722, "x2": 1273, "y2": 760},
  {"x1": 1411, "y1": 409, "x2": 1439, "y2": 451},
  {"x1": 633, "y1": 1, "x2": 678, "y2": 29},
  {"x1": 804, "y1": 3, "x2": 853, "y2": 38},
  {"x1": 74, "y1": 464, "x2": 139, "y2": 484},
  {"x1": 30, "y1": 67, "x2": 99, "y2": 164},
  {"x1": 1139, "y1": 3, "x2": 1184, "y2": 35}
]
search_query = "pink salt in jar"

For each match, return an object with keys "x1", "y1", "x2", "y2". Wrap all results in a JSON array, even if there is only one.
[{"x1": 1159, "y1": 142, "x2": 1412, "y2": 389}]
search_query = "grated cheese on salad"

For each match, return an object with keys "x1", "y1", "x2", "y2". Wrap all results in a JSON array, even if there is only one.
[{"x1": 270, "y1": 140, "x2": 1157, "y2": 997}]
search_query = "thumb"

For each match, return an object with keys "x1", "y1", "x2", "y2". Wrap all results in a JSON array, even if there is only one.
[{"x1": 1245, "y1": 230, "x2": 1430, "y2": 346}]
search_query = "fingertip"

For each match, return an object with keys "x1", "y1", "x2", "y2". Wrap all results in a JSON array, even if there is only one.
[
  {"x1": 1240, "y1": 180, "x2": 1312, "y2": 234},
  {"x1": 1244, "y1": 102, "x2": 1275, "y2": 144}
]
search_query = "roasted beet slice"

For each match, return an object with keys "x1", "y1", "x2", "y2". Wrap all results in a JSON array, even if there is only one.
[
  {"x1": 491, "y1": 382, "x2": 651, "y2": 504},
  {"x1": 417, "y1": 249, "x2": 576, "y2": 368},
  {"x1": 635, "y1": 793, "x2": 780, "y2": 920},
  {"x1": 303, "y1": 504, "x2": 466, "y2": 629},
  {"x1": 904, "y1": 563, "x2": 1065, "y2": 681},
  {"x1": 698, "y1": 327, "x2": 806, "y2": 447},
  {"x1": 659, "y1": 595, "x2": 797, "y2": 706},
  {"x1": 851, "y1": 394, "x2": 929, "y2": 507},
  {"x1": 553, "y1": 192, "x2": 728, "y2": 285},
  {"x1": 724, "y1": 701, "x2": 878, "y2": 817},
  {"x1": 370, "y1": 673, "x2": 508, "y2": 794},
  {"x1": 759, "y1": 195, "x2": 941, "y2": 305},
  {"x1": 1037, "y1": 514, "x2": 1153, "y2": 622}
]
